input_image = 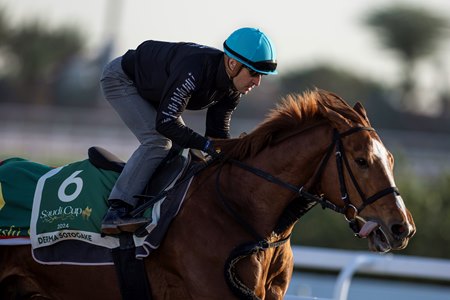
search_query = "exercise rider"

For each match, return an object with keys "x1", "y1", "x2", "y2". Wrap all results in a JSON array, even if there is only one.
[{"x1": 99, "y1": 27, "x2": 278, "y2": 235}]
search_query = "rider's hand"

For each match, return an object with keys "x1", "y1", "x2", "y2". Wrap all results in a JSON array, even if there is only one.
[{"x1": 203, "y1": 139, "x2": 221, "y2": 159}]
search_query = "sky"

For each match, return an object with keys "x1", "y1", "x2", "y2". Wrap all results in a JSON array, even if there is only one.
[{"x1": 2, "y1": 0, "x2": 450, "y2": 110}]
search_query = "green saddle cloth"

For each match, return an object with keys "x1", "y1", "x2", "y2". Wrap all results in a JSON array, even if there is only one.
[
  {"x1": 0, "y1": 158, "x2": 52, "y2": 240},
  {"x1": 0, "y1": 155, "x2": 191, "y2": 264},
  {"x1": 0, "y1": 158, "x2": 120, "y2": 249}
]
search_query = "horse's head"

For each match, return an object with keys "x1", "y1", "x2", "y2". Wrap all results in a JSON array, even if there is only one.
[{"x1": 314, "y1": 91, "x2": 415, "y2": 252}]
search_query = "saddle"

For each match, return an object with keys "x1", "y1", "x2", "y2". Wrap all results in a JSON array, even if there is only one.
[{"x1": 87, "y1": 145, "x2": 193, "y2": 202}]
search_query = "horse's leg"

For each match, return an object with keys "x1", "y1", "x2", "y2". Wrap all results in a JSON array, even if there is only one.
[
  {"x1": 0, "y1": 245, "x2": 121, "y2": 300},
  {"x1": 146, "y1": 252, "x2": 195, "y2": 300},
  {"x1": 0, "y1": 246, "x2": 53, "y2": 299},
  {"x1": 147, "y1": 233, "x2": 235, "y2": 300},
  {"x1": 0, "y1": 274, "x2": 52, "y2": 300},
  {"x1": 264, "y1": 244, "x2": 294, "y2": 300},
  {"x1": 264, "y1": 264, "x2": 293, "y2": 300},
  {"x1": 231, "y1": 244, "x2": 293, "y2": 300}
]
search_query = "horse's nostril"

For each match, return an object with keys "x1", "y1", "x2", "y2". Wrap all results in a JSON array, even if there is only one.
[{"x1": 391, "y1": 223, "x2": 407, "y2": 238}]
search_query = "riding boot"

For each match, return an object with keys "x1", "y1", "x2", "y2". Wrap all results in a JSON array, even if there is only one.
[{"x1": 101, "y1": 199, "x2": 149, "y2": 235}]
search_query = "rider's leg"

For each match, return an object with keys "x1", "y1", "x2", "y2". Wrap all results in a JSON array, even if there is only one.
[{"x1": 99, "y1": 56, "x2": 171, "y2": 234}]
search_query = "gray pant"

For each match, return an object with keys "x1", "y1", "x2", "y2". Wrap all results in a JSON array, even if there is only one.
[{"x1": 100, "y1": 57, "x2": 173, "y2": 206}]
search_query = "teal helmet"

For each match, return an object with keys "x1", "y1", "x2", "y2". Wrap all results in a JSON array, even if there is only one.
[{"x1": 223, "y1": 27, "x2": 277, "y2": 75}]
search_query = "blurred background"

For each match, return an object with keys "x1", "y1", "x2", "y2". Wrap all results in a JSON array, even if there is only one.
[{"x1": 1, "y1": 0, "x2": 449, "y2": 298}]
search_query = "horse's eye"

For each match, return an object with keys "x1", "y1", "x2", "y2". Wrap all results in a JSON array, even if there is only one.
[{"x1": 355, "y1": 158, "x2": 369, "y2": 169}]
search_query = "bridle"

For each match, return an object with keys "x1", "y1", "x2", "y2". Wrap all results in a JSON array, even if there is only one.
[
  {"x1": 309, "y1": 126, "x2": 400, "y2": 234},
  {"x1": 217, "y1": 125, "x2": 400, "y2": 239},
  {"x1": 218, "y1": 125, "x2": 400, "y2": 299}
]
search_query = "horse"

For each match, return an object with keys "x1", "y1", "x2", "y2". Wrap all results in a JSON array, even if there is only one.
[{"x1": 0, "y1": 89, "x2": 415, "y2": 300}]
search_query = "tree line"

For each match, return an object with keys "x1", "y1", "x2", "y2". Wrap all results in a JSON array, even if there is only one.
[{"x1": 0, "y1": 4, "x2": 449, "y2": 112}]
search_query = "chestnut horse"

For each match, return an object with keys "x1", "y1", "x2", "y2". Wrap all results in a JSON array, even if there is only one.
[{"x1": 0, "y1": 90, "x2": 415, "y2": 300}]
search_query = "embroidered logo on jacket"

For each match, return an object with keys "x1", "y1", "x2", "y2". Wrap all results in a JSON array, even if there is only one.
[{"x1": 161, "y1": 73, "x2": 196, "y2": 123}]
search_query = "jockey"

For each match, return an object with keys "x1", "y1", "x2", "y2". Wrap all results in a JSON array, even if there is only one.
[{"x1": 100, "y1": 27, "x2": 278, "y2": 235}]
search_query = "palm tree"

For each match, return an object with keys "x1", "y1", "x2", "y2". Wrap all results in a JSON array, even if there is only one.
[{"x1": 364, "y1": 4, "x2": 449, "y2": 110}]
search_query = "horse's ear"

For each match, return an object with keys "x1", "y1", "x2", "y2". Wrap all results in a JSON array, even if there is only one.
[
  {"x1": 318, "y1": 102, "x2": 353, "y2": 132},
  {"x1": 353, "y1": 102, "x2": 371, "y2": 125}
]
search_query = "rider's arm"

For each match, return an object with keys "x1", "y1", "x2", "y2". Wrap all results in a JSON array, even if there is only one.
[
  {"x1": 205, "y1": 92, "x2": 241, "y2": 139},
  {"x1": 155, "y1": 70, "x2": 209, "y2": 151}
]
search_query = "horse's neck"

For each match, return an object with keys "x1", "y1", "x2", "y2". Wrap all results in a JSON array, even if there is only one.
[{"x1": 223, "y1": 125, "x2": 332, "y2": 237}]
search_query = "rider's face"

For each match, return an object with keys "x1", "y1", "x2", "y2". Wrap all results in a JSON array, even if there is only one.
[
  {"x1": 232, "y1": 66, "x2": 262, "y2": 94},
  {"x1": 226, "y1": 57, "x2": 262, "y2": 94}
]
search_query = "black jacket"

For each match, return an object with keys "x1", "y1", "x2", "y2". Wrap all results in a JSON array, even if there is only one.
[{"x1": 121, "y1": 40, "x2": 241, "y2": 150}]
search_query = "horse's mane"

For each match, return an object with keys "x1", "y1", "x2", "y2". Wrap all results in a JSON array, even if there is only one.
[{"x1": 217, "y1": 89, "x2": 370, "y2": 160}]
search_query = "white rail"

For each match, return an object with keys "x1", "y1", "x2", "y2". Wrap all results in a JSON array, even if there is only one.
[
  {"x1": 332, "y1": 255, "x2": 382, "y2": 300},
  {"x1": 289, "y1": 246, "x2": 450, "y2": 300}
]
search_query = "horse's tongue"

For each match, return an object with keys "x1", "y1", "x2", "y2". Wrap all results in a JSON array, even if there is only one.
[{"x1": 358, "y1": 221, "x2": 379, "y2": 238}]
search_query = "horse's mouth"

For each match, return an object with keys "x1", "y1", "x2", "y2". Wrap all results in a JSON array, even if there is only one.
[
  {"x1": 368, "y1": 227, "x2": 391, "y2": 253},
  {"x1": 358, "y1": 221, "x2": 391, "y2": 253}
]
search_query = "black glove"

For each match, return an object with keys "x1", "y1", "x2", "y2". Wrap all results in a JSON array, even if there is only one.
[{"x1": 203, "y1": 139, "x2": 221, "y2": 158}]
